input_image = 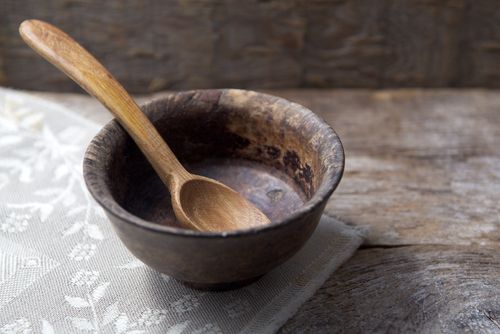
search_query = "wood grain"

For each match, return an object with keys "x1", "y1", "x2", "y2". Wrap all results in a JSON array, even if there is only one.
[
  {"x1": 276, "y1": 89, "x2": 500, "y2": 247},
  {"x1": 3, "y1": 1, "x2": 500, "y2": 92},
  {"x1": 279, "y1": 245, "x2": 500, "y2": 333},
  {"x1": 19, "y1": 20, "x2": 188, "y2": 186}
]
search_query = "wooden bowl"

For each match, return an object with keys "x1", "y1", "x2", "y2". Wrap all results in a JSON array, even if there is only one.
[{"x1": 83, "y1": 89, "x2": 344, "y2": 289}]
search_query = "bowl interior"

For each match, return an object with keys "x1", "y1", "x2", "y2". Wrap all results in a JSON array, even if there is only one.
[
  {"x1": 100, "y1": 90, "x2": 340, "y2": 230},
  {"x1": 122, "y1": 159, "x2": 307, "y2": 229}
]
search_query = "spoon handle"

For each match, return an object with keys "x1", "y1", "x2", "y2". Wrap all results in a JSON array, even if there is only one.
[{"x1": 19, "y1": 19, "x2": 189, "y2": 187}]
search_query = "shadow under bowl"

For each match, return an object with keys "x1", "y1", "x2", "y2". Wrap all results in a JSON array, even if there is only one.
[{"x1": 83, "y1": 89, "x2": 344, "y2": 290}]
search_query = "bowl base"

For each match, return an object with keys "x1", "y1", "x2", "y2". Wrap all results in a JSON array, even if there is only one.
[{"x1": 181, "y1": 275, "x2": 264, "y2": 291}]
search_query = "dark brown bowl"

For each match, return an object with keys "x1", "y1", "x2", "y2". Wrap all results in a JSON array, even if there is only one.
[{"x1": 83, "y1": 89, "x2": 344, "y2": 289}]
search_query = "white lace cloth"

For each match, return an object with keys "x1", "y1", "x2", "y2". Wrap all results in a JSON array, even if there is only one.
[{"x1": 0, "y1": 87, "x2": 364, "y2": 334}]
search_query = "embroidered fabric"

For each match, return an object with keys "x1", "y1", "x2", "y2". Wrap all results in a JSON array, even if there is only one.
[{"x1": 0, "y1": 88, "x2": 364, "y2": 334}]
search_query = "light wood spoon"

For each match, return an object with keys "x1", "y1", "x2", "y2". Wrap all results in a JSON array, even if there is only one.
[{"x1": 19, "y1": 19, "x2": 271, "y2": 232}]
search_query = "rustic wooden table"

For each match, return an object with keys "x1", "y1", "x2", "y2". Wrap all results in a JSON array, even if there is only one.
[{"x1": 36, "y1": 89, "x2": 500, "y2": 333}]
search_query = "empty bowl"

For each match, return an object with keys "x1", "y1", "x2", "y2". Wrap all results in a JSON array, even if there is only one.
[{"x1": 83, "y1": 89, "x2": 344, "y2": 289}]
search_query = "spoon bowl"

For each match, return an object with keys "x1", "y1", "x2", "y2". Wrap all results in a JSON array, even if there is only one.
[{"x1": 176, "y1": 177, "x2": 270, "y2": 232}]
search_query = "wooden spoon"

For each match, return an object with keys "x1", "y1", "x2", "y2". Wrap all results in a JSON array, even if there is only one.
[{"x1": 19, "y1": 19, "x2": 271, "y2": 232}]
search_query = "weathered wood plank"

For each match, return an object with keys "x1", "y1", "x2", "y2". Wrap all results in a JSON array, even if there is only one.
[
  {"x1": 27, "y1": 89, "x2": 500, "y2": 332},
  {"x1": 279, "y1": 245, "x2": 500, "y2": 333},
  {"x1": 3, "y1": 1, "x2": 500, "y2": 92},
  {"x1": 32, "y1": 89, "x2": 500, "y2": 246}
]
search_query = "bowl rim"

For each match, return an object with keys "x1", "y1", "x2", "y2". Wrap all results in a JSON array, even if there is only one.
[{"x1": 83, "y1": 89, "x2": 344, "y2": 238}]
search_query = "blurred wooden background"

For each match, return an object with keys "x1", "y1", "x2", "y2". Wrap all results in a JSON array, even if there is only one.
[{"x1": 2, "y1": 0, "x2": 500, "y2": 93}]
